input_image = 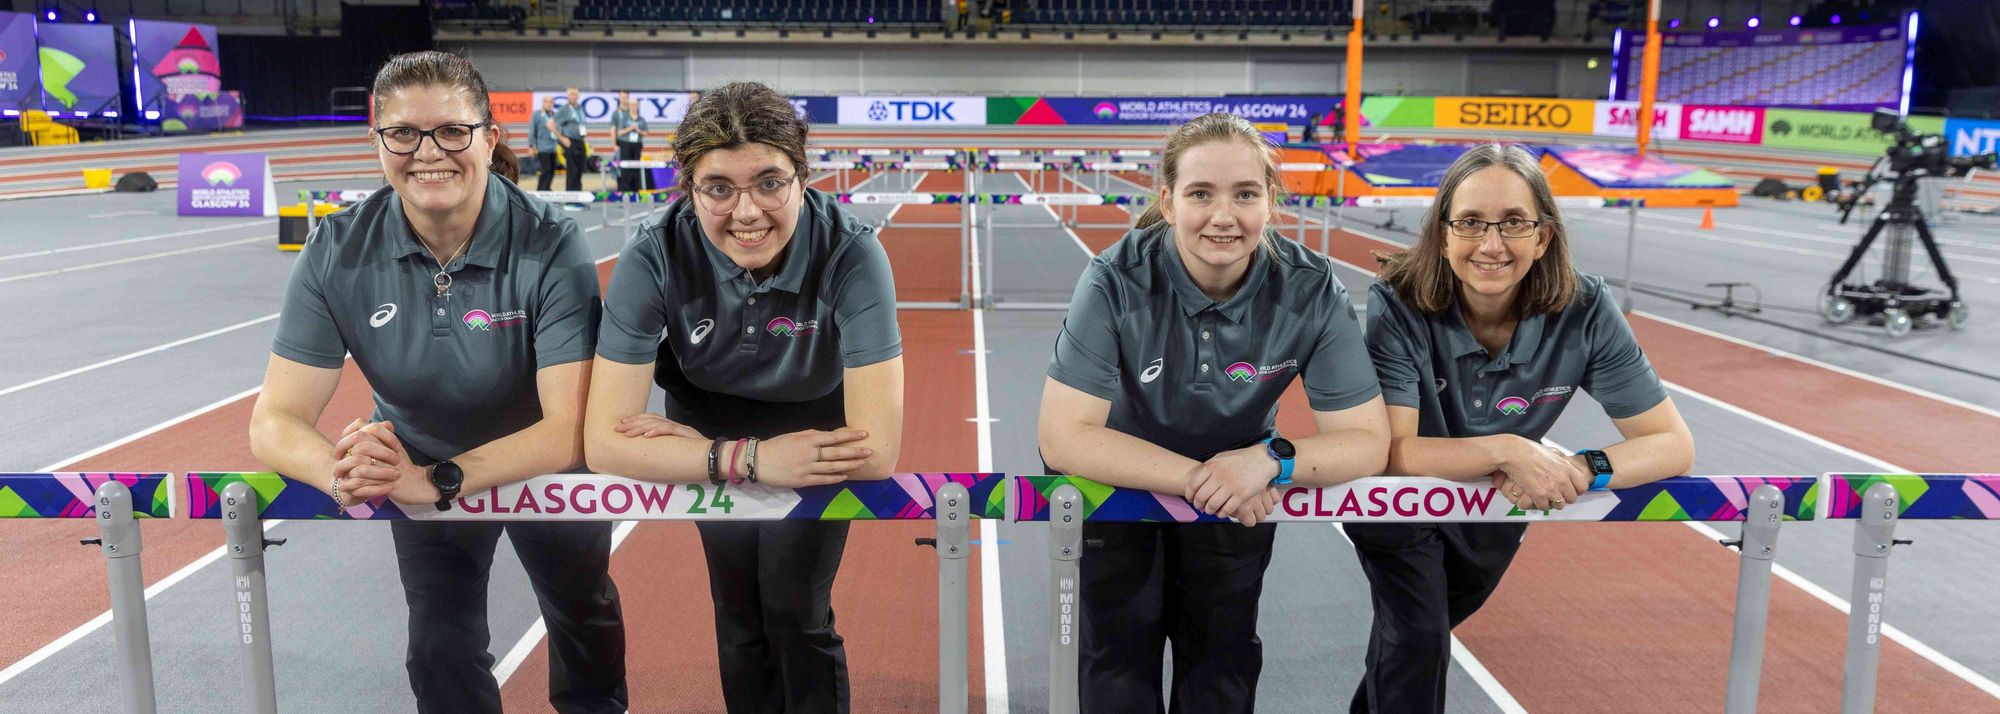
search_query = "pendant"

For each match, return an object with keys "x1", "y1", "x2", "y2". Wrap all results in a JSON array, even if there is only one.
[{"x1": 434, "y1": 271, "x2": 452, "y2": 298}]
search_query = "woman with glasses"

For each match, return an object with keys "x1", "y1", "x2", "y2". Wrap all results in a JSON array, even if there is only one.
[
  {"x1": 583, "y1": 81, "x2": 903, "y2": 713},
  {"x1": 1347, "y1": 144, "x2": 1693, "y2": 713},
  {"x1": 249, "y1": 52, "x2": 626, "y2": 713}
]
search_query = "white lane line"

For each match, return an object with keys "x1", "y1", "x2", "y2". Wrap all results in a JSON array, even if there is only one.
[
  {"x1": 968, "y1": 195, "x2": 1011, "y2": 713},
  {"x1": 1634, "y1": 309, "x2": 2000, "y2": 423},
  {"x1": 0, "y1": 219, "x2": 270, "y2": 263},
  {"x1": 1328, "y1": 524, "x2": 1527, "y2": 713},
  {"x1": 493, "y1": 520, "x2": 640, "y2": 685},
  {"x1": 0, "y1": 235, "x2": 267, "y2": 284},
  {"x1": 1042, "y1": 206, "x2": 1096, "y2": 258},
  {"x1": 86, "y1": 210, "x2": 156, "y2": 219},
  {"x1": 34, "y1": 385, "x2": 264, "y2": 473},
  {"x1": 0, "y1": 313, "x2": 279, "y2": 399}
]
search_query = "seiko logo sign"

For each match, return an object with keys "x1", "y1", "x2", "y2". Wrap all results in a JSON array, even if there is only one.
[{"x1": 1457, "y1": 101, "x2": 1576, "y2": 129}]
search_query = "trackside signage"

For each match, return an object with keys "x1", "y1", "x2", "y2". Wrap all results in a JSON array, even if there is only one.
[{"x1": 1436, "y1": 97, "x2": 1596, "y2": 134}]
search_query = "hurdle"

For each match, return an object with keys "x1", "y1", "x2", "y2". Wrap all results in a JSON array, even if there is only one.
[
  {"x1": 837, "y1": 187, "x2": 974, "y2": 309},
  {"x1": 0, "y1": 473, "x2": 175, "y2": 714},
  {"x1": 1821, "y1": 474, "x2": 2000, "y2": 714},
  {"x1": 182, "y1": 471, "x2": 1004, "y2": 714},
  {"x1": 1012, "y1": 474, "x2": 1819, "y2": 714}
]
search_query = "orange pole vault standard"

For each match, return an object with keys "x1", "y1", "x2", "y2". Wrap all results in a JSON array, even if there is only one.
[
  {"x1": 1344, "y1": 0, "x2": 1364, "y2": 159},
  {"x1": 1635, "y1": 0, "x2": 1663, "y2": 155}
]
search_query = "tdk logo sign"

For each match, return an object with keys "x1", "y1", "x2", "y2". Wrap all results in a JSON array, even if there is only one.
[{"x1": 839, "y1": 96, "x2": 986, "y2": 125}]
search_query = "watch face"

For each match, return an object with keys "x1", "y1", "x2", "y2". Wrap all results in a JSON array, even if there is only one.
[
  {"x1": 433, "y1": 461, "x2": 465, "y2": 490},
  {"x1": 1269, "y1": 438, "x2": 1296, "y2": 460},
  {"x1": 1586, "y1": 451, "x2": 1613, "y2": 474}
]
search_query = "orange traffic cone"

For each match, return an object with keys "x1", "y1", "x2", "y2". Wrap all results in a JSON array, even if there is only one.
[{"x1": 1699, "y1": 206, "x2": 1716, "y2": 230}]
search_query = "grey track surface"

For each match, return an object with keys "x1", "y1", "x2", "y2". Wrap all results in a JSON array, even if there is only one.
[{"x1": 1, "y1": 167, "x2": 1996, "y2": 712}]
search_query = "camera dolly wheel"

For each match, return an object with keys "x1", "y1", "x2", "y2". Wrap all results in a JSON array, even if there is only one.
[
  {"x1": 1818, "y1": 291, "x2": 1856, "y2": 325},
  {"x1": 1947, "y1": 302, "x2": 1970, "y2": 331},
  {"x1": 1883, "y1": 308, "x2": 1913, "y2": 338}
]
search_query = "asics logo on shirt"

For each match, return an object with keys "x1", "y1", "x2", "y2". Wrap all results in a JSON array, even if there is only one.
[
  {"x1": 690, "y1": 318, "x2": 715, "y2": 345},
  {"x1": 369, "y1": 303, "x2": 397, "y2": 328},
  {"x1": 1139, "y1": 358, "x2": 1164, "y2": 384}
]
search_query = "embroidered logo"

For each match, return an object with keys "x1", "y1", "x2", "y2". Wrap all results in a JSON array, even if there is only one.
[
  {"x1": 690, "y1": 318, "x2": 715, "y2": 344},
  {"x1": 369, "y1": 303, "x2": 396, "y2": 328},
  {"x1": 1495, "y1": 396, "x2": 1531, "y2": 416},
  {"x1": 1140, "y1": 358, "x2": 1164, "y2": 384}
]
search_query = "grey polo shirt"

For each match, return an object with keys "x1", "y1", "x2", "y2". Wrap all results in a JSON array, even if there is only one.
[
  {"x1": 1363, "y1": 272, "x2": 1667, "y2": 442},
  {"x1": 596, "y1": 188, "x2": 902, "y2": 401},
  {"x1": 272, "y1": 174, "x2": 602, "y2": 463},
  {"x1": 528, "y1": 109, "x2": 558, "y2": 153},
  {"x1": 555, "y1": 104, "x2": 585, "y2": 141},
  {"x1": 1047, "y1": 223, "x2": 1381, "y2": 461}
]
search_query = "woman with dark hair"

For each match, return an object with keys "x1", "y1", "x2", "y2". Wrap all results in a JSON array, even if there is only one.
[
  {"x1": 1037, "y1": 112, "x2": 1390, "y2": 712},
  {"x1": 1348, "y1": 144, "x2": 1694, "y2": 713},
  {"x1": 584, "y1": 81, "x2": 904, "y2": 713},
  {"x1": 248, "y1": 51, "x2": 626, "y2": 713}
]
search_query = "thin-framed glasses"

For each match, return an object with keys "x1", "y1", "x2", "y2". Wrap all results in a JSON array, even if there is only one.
[
  {"x1": 1443, "y1": 217, "x2": 1546, "y2": 240},
  {"x1": 375, "y1": 123, "x2": 487, "y2": 156},
  {"x1": 695, "y1": 175, "x2": 801, "y2": 215}
]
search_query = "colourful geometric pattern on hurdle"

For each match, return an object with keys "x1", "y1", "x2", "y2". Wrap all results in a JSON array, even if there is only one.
[
  {"x1": 184, "y1": 472, "x2": 1007, "y2": 521},
  {"x1": 1819, "y1": 474, "x2": 2000, "y2": 520},
  {"x1": 0, "y1": 473, "x2": 173, "y2": 518},
  {"x1": 1009, "y1": 475, "x2": 1818, "y2": 523}
]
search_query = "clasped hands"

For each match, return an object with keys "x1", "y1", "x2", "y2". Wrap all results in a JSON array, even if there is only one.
[
  {"x1": 1182, "y1": 446, "x2": 1284, "y2": 527},
  {"x1": 615, "y1": 413, "x2": 873, "y2": 489},
  {"x1": 330, "y1": 419, "x2": 439, "y2": 506},
  {"x1": 1486, "y1": 436, "x2": 1593, "y2": 512}
]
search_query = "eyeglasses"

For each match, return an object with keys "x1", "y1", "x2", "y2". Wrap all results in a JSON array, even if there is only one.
[
  {"x1": 375, "y1": 123, "x2": 487, "y2": 156},
  {"x1": 695, "y1": 175, "x2": 801, "y2": 215},
  {"x1": 1443, "y1": 217, "x2": 1546, "y2": 240}
]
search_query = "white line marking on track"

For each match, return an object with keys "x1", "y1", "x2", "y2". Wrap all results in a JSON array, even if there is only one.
[
  {"x1": 0, "y1": 235, "x2": 268, "y2": 284},
  {"x1": 85, "y1": 209, "x2": 159, "y2": 220},
  {"x1": 0, "y1": 313, "x2": 279, "y2": 399},
  {"x1": 1041, "y1": 206, "x2": 1096, "y2": 258},
  {"x1": 967, "y1": 190, "x2": 1011, "y2": 713},
  {"x1": 1634, "y1": 309, "x2": 2000, "y2": 423}
]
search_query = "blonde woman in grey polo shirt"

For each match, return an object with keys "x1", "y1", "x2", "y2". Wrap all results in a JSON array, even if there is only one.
[
  {"x1": 584, "y1": 82, "x2": 903, "y2": 713},
  {"x1": 249, "y1": 52, "x2": 627, "y2": 713},
  {"x1": 1347, "y1": 144, "x2": 1695, "y2": 714},
  {"x1": 1038, "y1": 113, "x2": 1391, "y2": 712}
]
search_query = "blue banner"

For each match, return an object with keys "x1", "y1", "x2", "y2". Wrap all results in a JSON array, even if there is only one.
[
  {"x1": 1945, "y1": 117, "x2": 2000, "y2": 157},
  {"x1": 36, "y1": 22, "x2": 119, "y2": 117},
  {"x1": 0, "y1": 11, "x2": 37, "y2": 113},
  {"x1": 791, "y1": 95, "x2": 837, "y2": 124}
]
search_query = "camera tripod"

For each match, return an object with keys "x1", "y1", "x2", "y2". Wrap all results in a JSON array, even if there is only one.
[{"x1": 1820, "y1": 174, "x2": 1968, "y2": 337}]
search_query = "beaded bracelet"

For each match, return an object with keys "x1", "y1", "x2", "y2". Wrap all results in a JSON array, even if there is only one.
[
  {"x1": 331, "y1": 475, "x2": 349, "y2": 516},
  {"x1": 744, "y1": 438, "x2": 760, "y2": 483}
]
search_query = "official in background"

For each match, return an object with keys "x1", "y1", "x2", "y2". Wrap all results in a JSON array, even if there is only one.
[
  {"x1": 557, "y1": 86, "x2": 588, "y2": 192},
  {"x1": 611, "y1": 91, "x2": 648, "y2": 193},
  {"x1": 530, "y1": 95, "x2": 560, "y2": 191}
]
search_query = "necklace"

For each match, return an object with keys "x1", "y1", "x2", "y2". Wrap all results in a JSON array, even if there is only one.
[{"x1": 420, "y1": 234, "x2": 470, "y2": 298}]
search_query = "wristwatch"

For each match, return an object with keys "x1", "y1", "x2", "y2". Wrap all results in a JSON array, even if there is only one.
[
  {"x1": 1578, "y1": 450, "x2": 1613, "y2": 491},
  {"x1": 429, "y1": 460, "x2": 465, "y2": 511},
  {"x1": 1263, "y1": 437, "x2": 1297, "y2": 486}
]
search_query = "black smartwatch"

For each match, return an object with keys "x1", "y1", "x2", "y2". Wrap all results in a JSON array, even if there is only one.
[
  {"x1": 429, "y1": 460, "x2": 465, "y2": 511},
  {"x1": 1579, "y1": 450, "x2": 1613, "y2": 491}
]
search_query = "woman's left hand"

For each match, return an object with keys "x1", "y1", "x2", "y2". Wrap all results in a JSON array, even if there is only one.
[
  {"x1": 1184, "y1": 446, "x2": 1280, "y2": 525},
  {"x1": 349, "y1": 422, "x2": 444, "y2": 506},
  {"x1": 616, "y1": 412, "x2": 707, "y2": 440}
]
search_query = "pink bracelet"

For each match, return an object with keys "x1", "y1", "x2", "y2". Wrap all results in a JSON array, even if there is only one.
[{"x1": 727, "y1": 439, "x2": 747, "y2": 485}]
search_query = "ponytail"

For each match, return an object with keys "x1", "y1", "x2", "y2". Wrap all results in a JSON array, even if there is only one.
[{"x1": 489, "y1": 139, "x2": 520, "y2": 184}]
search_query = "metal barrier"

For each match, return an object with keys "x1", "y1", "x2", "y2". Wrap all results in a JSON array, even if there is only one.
[{"x1": 181, "y1": 471, "x2": 1004, "y2": 714}]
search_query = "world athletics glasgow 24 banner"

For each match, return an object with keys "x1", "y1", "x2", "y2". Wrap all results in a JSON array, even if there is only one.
[
  {"x1": 36, "y1": 22, "x2": 119, "y2": 117},
  {"x1": 0, "y1": 11, "x2": 40, "y2": 113}
]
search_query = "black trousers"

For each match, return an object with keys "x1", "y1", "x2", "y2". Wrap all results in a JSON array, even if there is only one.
[
  {"x1": 563, "y1": 141, "x2": 588, "y2": 192},
  {"x1": 1079, "y1": 521, "x2": 1278, "y2": 714},
  {"x1": 657, "y1": 341, "x2": 853, "y2": 713},
  {"x1": 390, "y1": 519, "x2": 627, "y2": 714},
  {"x1": 1344, "y1": 522, "x2": 1528, "y2": 714},
  {"x1": 615, "y1": 140, "x2": 643, "y2": 192},
  {"x1": 535, "y1": 150, "x2": 558, "y2": 191}
]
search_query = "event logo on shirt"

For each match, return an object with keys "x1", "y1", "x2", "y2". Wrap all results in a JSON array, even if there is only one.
[
  {"x1": 766, "y1": 316, "x2": 820, "y2": 337},
  {"x1": 1225, "y1": 359, "x2": 1299, "y2": 384},
  {"x1": 463, "y1": 309, "x2": 527, "y2": 331},
  {"x1": 1531, "y1": 385, "x2": 1574, "y2": 406},
  {"x1": 1495, "y1": 396, "x2": 1531, "y2": 416}
]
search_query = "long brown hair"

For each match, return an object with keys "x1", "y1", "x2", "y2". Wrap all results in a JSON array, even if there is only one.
[
  {"x1": 1377, "y1": 144, "x2": 1576, "y2": 317},
  {"x1": 1132, "y1": 112, "x2": 1284, "y2": 231},
  {"x1": 671, "y1": 82, "x2": 810, "y2": 193}
]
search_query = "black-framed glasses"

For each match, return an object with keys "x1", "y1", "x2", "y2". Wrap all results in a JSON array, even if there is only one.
[
  {"x1": 375, "y1": 123, "x2": 488, "y2": 156},
  {"x1": 1443, "y1": 217, "x2": 1546, "y2": 240},
  {"x1": 694, "y1": 175, "x2": 802, "y2": 215}
]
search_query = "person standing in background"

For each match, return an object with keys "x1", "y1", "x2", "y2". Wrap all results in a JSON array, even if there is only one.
[
  {"x1": 530, "y1": 95, "x2": 560, "y2": 191},
  {"x1": 611, "y1": 92, "x2": 648, "y2": 193},
  {"x1": 557, "y1": 86, "x2": 589, "y2": 192}
]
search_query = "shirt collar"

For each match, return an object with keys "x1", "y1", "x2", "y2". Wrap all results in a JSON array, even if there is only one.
[
  {"x1": 387, "y1": 175, "x2": 510, "y2": 269},
  {"x1": 1442, "y1": 299, "x2": 1548, "y2": 366},
  {"x1": 687, "y1": 189, "x2": 820, "y2": 294},
  {"x1": 1156, "y1": 224, "x2": 1270, "y2": 324}
]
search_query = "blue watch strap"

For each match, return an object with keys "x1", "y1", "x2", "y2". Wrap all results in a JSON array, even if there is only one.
[
  {"x1": 1265, "y1": 438, "x2": 1295, "y2": 485},
  {"x1": 1577, "y1": 449, "x2": 1613, "y2": 491}
]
